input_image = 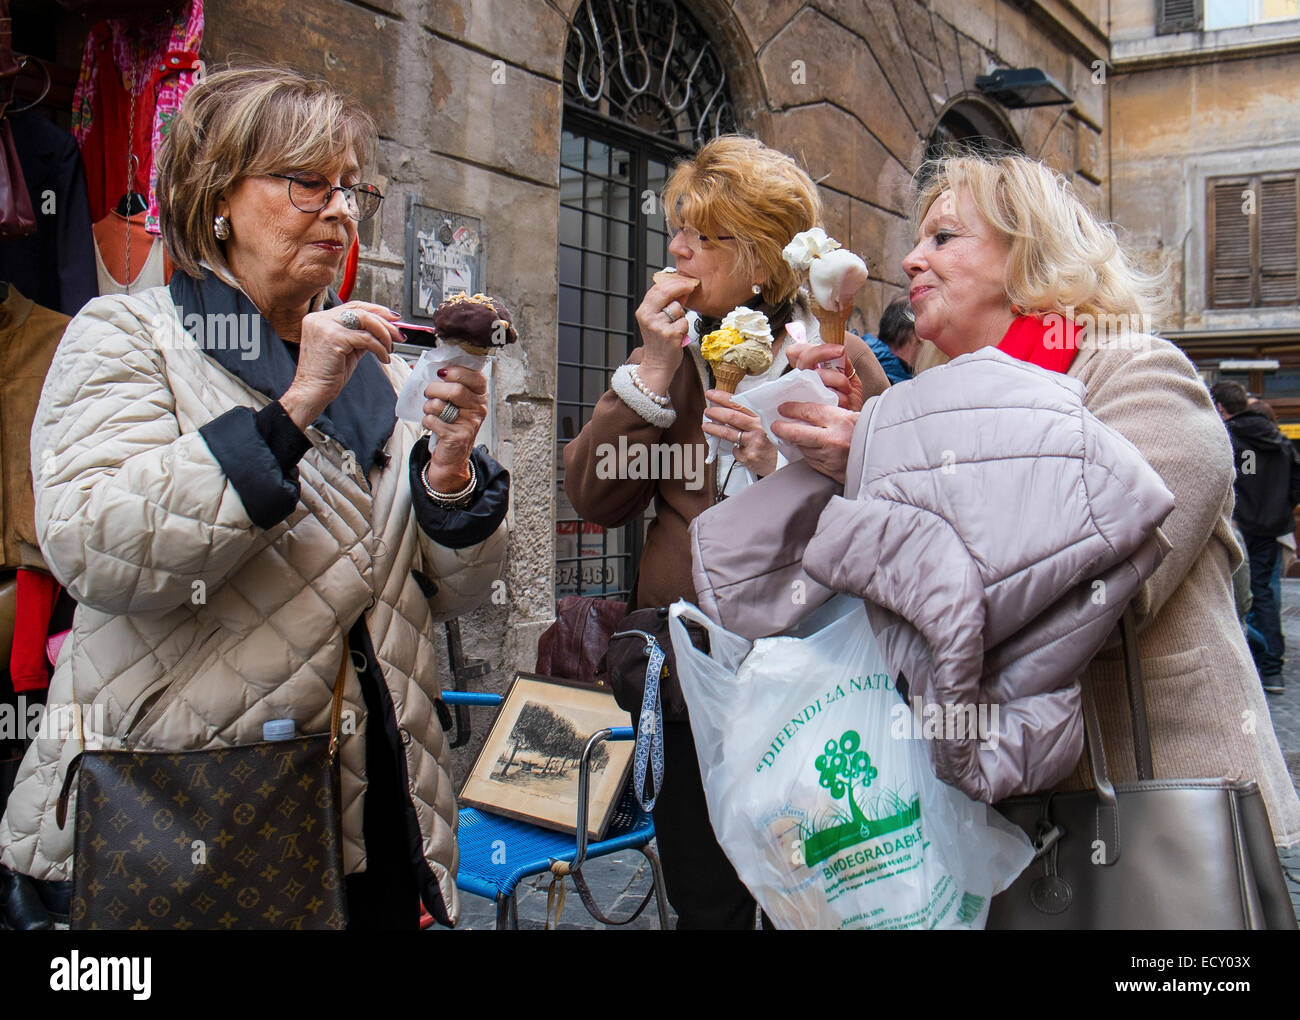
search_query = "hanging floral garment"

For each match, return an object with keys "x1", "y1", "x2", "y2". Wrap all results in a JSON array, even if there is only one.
[{"x1": 71, "y1": 0, "x2": 204, "y2": 234}]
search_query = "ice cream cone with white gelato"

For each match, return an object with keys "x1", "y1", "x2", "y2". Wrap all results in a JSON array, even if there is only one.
[{"x1": 782, "y1": 227, "x2": 869, "y2": 346}]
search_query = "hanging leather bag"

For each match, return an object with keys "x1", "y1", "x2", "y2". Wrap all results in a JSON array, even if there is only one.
[
  {"x1": 536, "y1": 594, "x2": 628, "y2": 688},
  {"x1": 56, "y1": 647, "x2": 351, "y2": 930},
  {"x1": 0, "y1": 1, "x2": 36, "y2": 239},
  {"x1": 988, "y1": 607, "x2": 1296, "y2": 930}
]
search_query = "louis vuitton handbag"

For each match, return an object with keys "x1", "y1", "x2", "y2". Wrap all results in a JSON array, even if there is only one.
[
  {"x1": 55, "y1": 650, "x2": 350, "y2": 930},
  {"x1": 988, "y1": 609, "x2": 1296, "y2": 930}
]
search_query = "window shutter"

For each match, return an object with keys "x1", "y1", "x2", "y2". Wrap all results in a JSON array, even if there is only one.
[
  {"x1": 1259, "y1": 174, "x2": 1299, "y2": 305},
  {"x1": 1209, "y1": 178, "x2": 1256, "y2": 308},
  {"x1": 1157, "y1": 0, "x2": 1202, "y2": 35}
]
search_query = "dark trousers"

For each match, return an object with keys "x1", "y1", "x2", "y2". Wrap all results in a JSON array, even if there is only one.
[
  {"x1": 345, "y1": 634, "x2": 421, "y2": 931},
  {"x1": 1244, "y1": 532, "x2": 1284, "y2": 679},
  {"x1": 654, "y1": 720, "x2": 758, "y2": 930}
]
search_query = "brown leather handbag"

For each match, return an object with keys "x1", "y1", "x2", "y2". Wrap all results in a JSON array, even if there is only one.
[
  {"x1": 989, "y1": 609, "x2": 1296, "y2": 930},
  {"x1": 535, "y1": 594, "x2": 628, "y2": 688},
  {"x1": 56, "y1": 650, "x2": 351, "y2": 930}
]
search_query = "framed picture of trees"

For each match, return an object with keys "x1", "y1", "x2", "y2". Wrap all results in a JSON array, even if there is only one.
[{"x1": 459, "y1": 673, "x2": 636, "y2": 840}]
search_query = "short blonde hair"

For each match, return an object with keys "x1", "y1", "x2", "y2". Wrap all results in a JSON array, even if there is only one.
[
  {"x1": 156, "y1": 65, "x2": 377, "y2": 284},
  {"x1": 661, "y1": 136, "x2": 822, "y2": 305},
  {"x1": 913, "y1": 153, "x2": 1164, "y2": 323}
]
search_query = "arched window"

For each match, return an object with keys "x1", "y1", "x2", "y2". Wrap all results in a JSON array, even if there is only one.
[
  {"x1": 564, "y1": 0, "x2": 737, "y2": 148},
  {"x1": 554, "y1": 1, "x2": 735, "y2": 600},
  {"x1": 920, "y1": 98, "x2": 1023, "y2": 187}
]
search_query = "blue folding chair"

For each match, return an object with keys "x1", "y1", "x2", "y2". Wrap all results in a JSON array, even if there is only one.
[{"x1": 442, "y1": 691, "x2": 670, "y2": 930}]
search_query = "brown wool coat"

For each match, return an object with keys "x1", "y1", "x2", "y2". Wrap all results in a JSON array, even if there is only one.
[
  {"x1": 0, "y1": 287, "x2": 68, "y2": 571},
  {"x1": 563, "y1": 314, "x2": 887, "y2": 610}
]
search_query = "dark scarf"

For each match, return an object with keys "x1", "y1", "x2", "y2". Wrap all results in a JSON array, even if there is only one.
[{"x1": 171, "y1": 271, "x2": 397, "y2": 470}]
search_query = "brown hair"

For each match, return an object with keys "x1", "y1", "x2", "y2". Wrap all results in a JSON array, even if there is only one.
[
  {"x1": 156, "y1": 64, "x2": 377, "y2": 283},
  {"x1": 660, "y1": 135, "x2": 822, "y2": 305}
]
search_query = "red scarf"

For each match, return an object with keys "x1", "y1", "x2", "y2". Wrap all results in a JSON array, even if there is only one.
[{"x1": 997, "y1": 314, "x2": 1080, "y2": 374}]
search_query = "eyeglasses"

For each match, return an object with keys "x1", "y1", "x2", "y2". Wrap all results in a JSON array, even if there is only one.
[
  {"x1": 267, "y1": 172, "x2": 385, "y2": 221},
  {"x1": 674, "y1": 225, "x2": 736, "y2": 252}
]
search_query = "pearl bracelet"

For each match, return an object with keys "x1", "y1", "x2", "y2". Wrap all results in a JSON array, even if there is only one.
[
  {"x1": 627, "y1": 364, "x2": 671, "y2": 407},
  {"x1": 422, "y1": 458, "x2": 478, "y2": 507}
]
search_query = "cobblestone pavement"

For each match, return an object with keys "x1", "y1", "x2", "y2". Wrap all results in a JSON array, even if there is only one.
[{"x1": 441, "y1": 584, "x2": 1300, "y2": 930}]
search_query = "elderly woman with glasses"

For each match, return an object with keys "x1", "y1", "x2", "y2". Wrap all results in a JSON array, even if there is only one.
[
  {"x1": 0, "y1": 66, "x2": 509, "y2": 930},
  {"x1": 563, "y1": 135, "x2": 888, "y2": 929}
]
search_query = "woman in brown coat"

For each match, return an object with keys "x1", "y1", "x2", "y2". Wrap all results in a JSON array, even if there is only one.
[{"x1": 563, "y1": 136, "x2": 887, "y2": 927}]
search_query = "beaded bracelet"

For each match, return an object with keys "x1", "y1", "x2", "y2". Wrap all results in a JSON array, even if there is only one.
[
  {"x1": 627, "y1": 364, "x2": 671, "y2": 407},
  {"x1": 422, "y1": 458, "x2": 478, "y2": 508}
]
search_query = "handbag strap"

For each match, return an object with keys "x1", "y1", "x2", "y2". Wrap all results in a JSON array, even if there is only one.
[
  {"x1": 1080, "y1": 680, "x2": 1120, "y2": 864},
  {"x1": 1118, "y1": 604, "x2": 1154, "y2": 780},
  {"x1": 1078, "y1": 603, "x2": 1153, "y2": 866},
  {"x1": 328, "y1": 639, "x2": 350, "y2": 765},
  {"x1": 614, "y1": 628, "x2": 665, "y2": 812}
]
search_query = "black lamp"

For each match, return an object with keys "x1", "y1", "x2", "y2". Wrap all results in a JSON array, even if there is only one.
[{"x1": 975, "y1": 67, "x2": 1073, "y2": 108}]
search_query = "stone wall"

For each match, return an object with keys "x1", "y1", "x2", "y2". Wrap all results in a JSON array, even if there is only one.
[
  {"x1": 727, "y1": 0, "x2": 1109, "y2": 330},
  {"x1": 203, "y1": 0, "x2": 1110, "y2": 775},
  {"x1": 204, "y1": 0, "x2": 568, "y2": 779}
]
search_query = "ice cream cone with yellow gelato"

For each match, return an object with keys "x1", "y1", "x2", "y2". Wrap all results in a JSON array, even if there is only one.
[{"x1": 702, "y1": 307, "x2": 773, "y2": 393}]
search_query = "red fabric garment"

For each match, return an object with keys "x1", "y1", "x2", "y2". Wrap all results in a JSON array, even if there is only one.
[
  {"x1": 73, "y1": 23, "x2": 157, "y2": 225},
  {"x1": 996, "y1": 314, "x2": 1080, "y2": 374},
  {"x1": 72, "y1": 2, "x2": 203, "y2": 229},
  {"x1": 10, "y1": 569, "x2": 58, "y2": 692}
]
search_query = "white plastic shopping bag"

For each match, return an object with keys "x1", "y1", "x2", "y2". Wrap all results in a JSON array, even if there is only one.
[{"x1": 669, "y1": 595, "x2": 1033, "y2": 929}]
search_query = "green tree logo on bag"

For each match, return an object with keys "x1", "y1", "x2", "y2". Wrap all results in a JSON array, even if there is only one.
[
  {"x1": 815, "y1": 731, "x2": 877, "y2": 827},
  {"x1": 803, "y1": 730, "x2": 921, "y2": 867}
]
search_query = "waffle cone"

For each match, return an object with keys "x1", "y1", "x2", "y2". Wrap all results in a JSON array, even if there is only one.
[
  {"x1": 813, "y1": 305, "x2": 849, "y2": 346},
  {"x1": 712, "y1": 362, "x2": 747, "y2": 393}
]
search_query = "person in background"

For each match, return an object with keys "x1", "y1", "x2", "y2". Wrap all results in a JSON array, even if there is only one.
[
  {"x1": 1212, "y1": 381, "x2": 1300, "y2": 694},
  {"x1": 857, "y1": 296, "x2": 922, "y2": 384}
]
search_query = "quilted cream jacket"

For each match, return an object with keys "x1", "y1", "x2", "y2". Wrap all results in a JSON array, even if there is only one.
[{"x1": 0, "y1": 288, "x2": 508, "y2": 924}]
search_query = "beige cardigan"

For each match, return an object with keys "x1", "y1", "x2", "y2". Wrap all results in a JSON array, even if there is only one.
[{"x1": 1059, "y1": 335, "x2": 1300, "y2": 847}]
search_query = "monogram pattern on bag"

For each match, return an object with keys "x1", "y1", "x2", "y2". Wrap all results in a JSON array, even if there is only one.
[{"x1": 71, "y1": 737, "x2": 347, "y2": 930}]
